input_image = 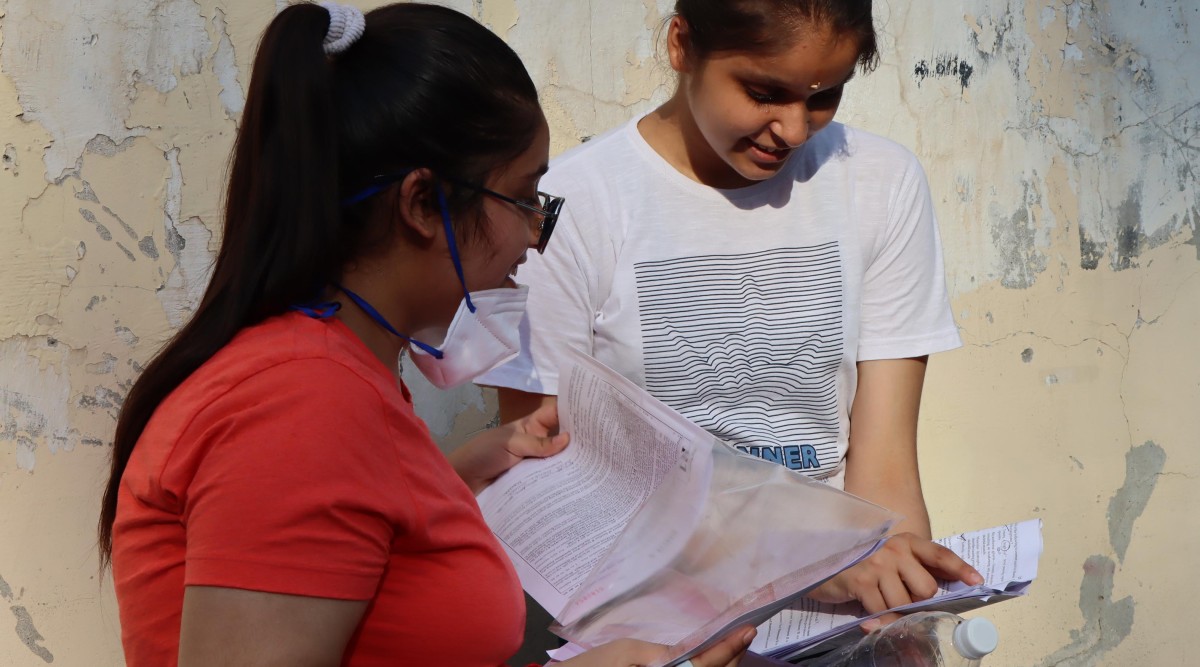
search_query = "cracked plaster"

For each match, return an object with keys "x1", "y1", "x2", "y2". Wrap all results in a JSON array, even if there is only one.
[{"x1": 1, "y1": 1, "x2": 1198, "y2": 665}]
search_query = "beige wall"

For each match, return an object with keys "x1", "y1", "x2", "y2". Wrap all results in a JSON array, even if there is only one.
[{"x1": 1, "y1": 0, "x2": 1196, "y2": 664}]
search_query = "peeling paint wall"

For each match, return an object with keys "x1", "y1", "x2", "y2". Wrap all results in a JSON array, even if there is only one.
[{"x1": 1, "y1": 1, "x2": 1196, "y2": 665}]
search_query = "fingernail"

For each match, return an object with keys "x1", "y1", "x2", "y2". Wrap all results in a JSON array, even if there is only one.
[{"x1": 742, "y1": 628, "x2": 757, "y2": 644}]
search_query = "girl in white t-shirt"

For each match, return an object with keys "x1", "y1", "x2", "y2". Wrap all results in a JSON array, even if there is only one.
[{"x1": 481, "y1": 0, "x2": 982, "y2": 627}]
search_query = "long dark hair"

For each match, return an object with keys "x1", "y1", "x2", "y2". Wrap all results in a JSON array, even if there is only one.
[
  {"x1": 673, "y1": 0, "x2": 879, "y2": 72},
  {"x1": 98, "y1": 2, "x2": 541, "y2": 565}
]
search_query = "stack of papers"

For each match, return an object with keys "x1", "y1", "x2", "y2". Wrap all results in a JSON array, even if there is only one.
[
  {"x1": 477, "y1": 351, "x2": 1042, "y2": 666},
  {"x1": 477, "y1": 352, "x2": 894, "y2": 666}
]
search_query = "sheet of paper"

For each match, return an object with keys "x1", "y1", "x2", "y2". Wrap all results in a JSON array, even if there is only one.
[
  {"x1": 477, "y1": 351, "x2": 716, "y2": 616},
  {"x1": 750, "y1": 519, "x2": 1043, "y2": 659}
]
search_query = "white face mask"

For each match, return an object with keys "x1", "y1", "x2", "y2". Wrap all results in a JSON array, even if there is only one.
[{"x1": 407, "y1": 284, "x2": 529, "y2": 389}]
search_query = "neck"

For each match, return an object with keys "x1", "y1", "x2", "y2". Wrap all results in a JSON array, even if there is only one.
[
  {"x1": 639, "y1": 93, "x2": 754, "y2": 189},
  {"x1": 332, "y1": 282, "x2": 408, "y2": 380}
]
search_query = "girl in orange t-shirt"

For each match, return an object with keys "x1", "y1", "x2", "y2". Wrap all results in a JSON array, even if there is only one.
[{"x1": 98, "y1": 3, "x2": 754, "y2": 666}]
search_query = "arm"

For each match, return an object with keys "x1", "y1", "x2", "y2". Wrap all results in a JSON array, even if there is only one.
[
  {"x1": 557, "y1": 627, "x2": 756, "y2": 667},
  {"x1": 844, "y1": 357, "x2": 931, "y2": 538},
  {"x1": 806, "y1": 357, "x2": 981, "y2": 622},
  {"x1": 179, "y1": 587, "x2": 366, "y2": 667},
  {"x1": 497, "y1": 387, "x2": 556, "y2": 424},
  {"x1": 448, "y1": 397, "x2": 566, "y2": 494}
]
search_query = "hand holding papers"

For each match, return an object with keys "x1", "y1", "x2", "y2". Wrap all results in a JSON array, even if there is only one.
[
  {"x1": 477, "y1": 351, "x2": 897, "y2": 666},
  {"x1": 754, "y1": 519, "x2": 1043, "y2": 662}
]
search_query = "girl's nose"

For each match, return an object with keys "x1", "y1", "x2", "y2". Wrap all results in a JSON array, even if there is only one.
[{"x1": 769, "y1": 104, "x2": 810, "y2": 148}]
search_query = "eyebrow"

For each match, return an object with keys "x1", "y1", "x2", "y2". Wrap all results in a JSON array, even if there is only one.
[{"x1": 751, "y1": 69, "x2": 857, "y2": 92}]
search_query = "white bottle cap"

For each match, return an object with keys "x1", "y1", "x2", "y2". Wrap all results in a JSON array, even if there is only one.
[{"x1": 953, "y1": 617, "x2": 999, "y2": 659}]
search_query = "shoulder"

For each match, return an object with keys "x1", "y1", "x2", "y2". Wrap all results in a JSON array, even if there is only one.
[
  {"x1": 161, "y1": 315, "x2": 409, "y2": 449},
  {"x1": 548, "y1": 121, "x2": 637, "y2": 174},
  {"x1": 795, "y1": 123, "x2": 928, "y2": 205}
]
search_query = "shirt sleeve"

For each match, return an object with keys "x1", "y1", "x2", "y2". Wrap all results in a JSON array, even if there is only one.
[
  {"x1": 857, "y1": 154, "x2": 962, "y2": 361},
  {"x1": 179, "y1": 358, "x2": 410, "y2": 600}
]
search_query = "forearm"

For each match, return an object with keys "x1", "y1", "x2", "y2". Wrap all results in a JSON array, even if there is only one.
[
  {"x1": 844, "y1": 357, "x2": 933, "y2": 539},
  {"x1": 844, "y1": 462, "x2": 931, "y2": 538}
]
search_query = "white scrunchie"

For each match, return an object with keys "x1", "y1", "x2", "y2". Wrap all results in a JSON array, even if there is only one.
[{"x1": 319, "y1": 1, "x2": 366, "y2": 55}]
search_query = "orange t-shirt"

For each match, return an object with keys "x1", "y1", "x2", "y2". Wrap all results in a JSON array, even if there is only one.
[{"x1": 112, "y1": 312, "x2": 525, "y2": 666}]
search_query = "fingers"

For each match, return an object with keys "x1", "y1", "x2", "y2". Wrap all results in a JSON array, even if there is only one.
[
  {"x1": 909, "y1": 538, "x2": 983, "y2": 586},
  {"x1": 691, "y1": 626, "x2": 756, "y2": 667},
  {"x1": 525, "y1": 401, "x2": 562, "y2": 435},
  {"x1": 507, "y1": 431, "x2": 570, "y2": 460},
  {"x1": 859, "y1": 612, "x2": 900, "y2": 633}
]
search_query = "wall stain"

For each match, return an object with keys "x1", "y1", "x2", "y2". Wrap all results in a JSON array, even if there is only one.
[
  {"x1": 1107, "y1": 441, "x2": 1165, "y2": 563},
  {"x1": 913, "y1": 54, "x2": 974, "y2": 90},
  {"x1": 1037, "y1": 441, "x2": 1164, "y2": 665},
  {"x1": 1185, "y1": 206, "x2": 1200, "y2": 261},
  {"x1": 1079, "y1": 227, "x2": 1105, "y2": 270},
  {"x1": 1, "y1": 574, "x2": 54, "y2": 663},
  {"x1": 10, "y1": 607, "x2": 54, "y2": 663},
  {"x1": 2, "y1": 144, "x2": 17, "y2": 175},
  {"x1": 991, "y1": 192, "x2": 1048, "y2": 289},
  {"x1": 78, "y1": 208, "x2": 112, "y2": 242},
  {"x1": 1036, "y1": 556, "x2": 1134, "y2": 667},
  {"x1": 1113, "y1": 184, "x2": 1144, "y2": 271}
]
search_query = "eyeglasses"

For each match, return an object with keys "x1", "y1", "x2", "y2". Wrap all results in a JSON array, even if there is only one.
[
  {"x1": 448, "y1": 179, "x2": 563, "y2": 254},
  {"x1": 342, "y1": 172, "x2": 564, "y2": 254}
]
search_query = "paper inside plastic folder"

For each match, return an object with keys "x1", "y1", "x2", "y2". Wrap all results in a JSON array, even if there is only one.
[{"x1": 551, "y1": 441, "x2": 897, "y2": 667}]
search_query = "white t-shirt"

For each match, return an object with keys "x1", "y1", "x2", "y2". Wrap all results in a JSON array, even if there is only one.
[{"x1": 479, "y1": 118, "x2": 960, "y2": 488}]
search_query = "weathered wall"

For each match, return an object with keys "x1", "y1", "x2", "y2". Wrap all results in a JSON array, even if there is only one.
[{"x1": 1, "y1": 0, "x2": 1195, "y2": 664}]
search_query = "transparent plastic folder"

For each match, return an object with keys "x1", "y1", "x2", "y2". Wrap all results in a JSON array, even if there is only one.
[
  {"x1": 551, "y1": 423, "x2": 897, "y2": 666},
  {"x1": 477, "y1": 351, "x2": 897, "y2": 667}
]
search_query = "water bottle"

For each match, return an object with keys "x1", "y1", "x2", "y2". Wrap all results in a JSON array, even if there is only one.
[{"x1": 794, "y1": 611, "x2": 999, "y2": 666}]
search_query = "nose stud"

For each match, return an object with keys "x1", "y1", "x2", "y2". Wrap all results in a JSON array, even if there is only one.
[{"x1": 809, "y1": 82, "x2": 821, "y2": 90}]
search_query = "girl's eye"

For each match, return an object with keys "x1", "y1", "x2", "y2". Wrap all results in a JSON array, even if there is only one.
[
  {"x1": 807, "y1": 85, "x2": 845, "y2": 111},
  {"x1": 745, "y1": 87, "x2": 777, "y2": 105}
]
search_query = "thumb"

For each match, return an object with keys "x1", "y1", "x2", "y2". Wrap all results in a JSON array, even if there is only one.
[{"x1": 509, "y1": 431, "x2": 570, "y2": 459}]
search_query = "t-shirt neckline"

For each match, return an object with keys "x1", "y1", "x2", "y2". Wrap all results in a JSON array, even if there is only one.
[{"x1": 622, "y1": 114, "x2": 801, "y2": 206}]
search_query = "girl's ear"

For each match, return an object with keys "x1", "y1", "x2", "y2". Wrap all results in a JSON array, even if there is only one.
[
  {"x1": 396, "y1": 168, "x2": 443, "y2": 241},
  {"x1": 666, "y1": 15, "x2": 694, "y2": 74}
]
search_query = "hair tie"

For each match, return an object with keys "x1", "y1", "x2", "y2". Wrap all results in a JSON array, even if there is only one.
[{"x1": 319, "y1": 2, "x2": 365, "y2": 55}]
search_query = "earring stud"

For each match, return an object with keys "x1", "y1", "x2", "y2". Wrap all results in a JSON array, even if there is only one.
[{"x1": 809, "y1": 82, "x2": 821, "y2": 90}]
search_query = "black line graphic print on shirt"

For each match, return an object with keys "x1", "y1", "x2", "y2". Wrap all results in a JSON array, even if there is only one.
[{"x1": 635, "y1": 243, "x2": 843, "y2": 475}]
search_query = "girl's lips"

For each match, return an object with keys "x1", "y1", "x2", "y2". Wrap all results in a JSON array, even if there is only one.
[{"x1": 747, "y1": 140, "x2": 791, "y2": 163}]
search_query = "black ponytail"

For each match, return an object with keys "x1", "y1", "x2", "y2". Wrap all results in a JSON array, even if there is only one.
[{"x1": 99, "y1": 2, "x2": 541, "y2": 565}]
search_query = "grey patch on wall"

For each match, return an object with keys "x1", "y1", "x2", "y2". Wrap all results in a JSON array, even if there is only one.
[
  {"x1": 2, "y1": 574, "x2": 54, "y2": 662},
  {"x1": 1021, "y1": 348, "x2": 1033, "y2": 363},
  {"x1": 11, "y1": 606, "x2": 55, "y2": 663},
  {"x1": 912, "y1": 54, "x2": 974, "y2": 90},
  {"x1": 85, "y1": 134, "x2": 137, "y2": 158},
  {"x1": 1107, "y1": 441, "x2": 1165, "y2": 563},
  {"x1": 79, "y1": 208, "x2": 112, "y2": 241},
  {"x1": 2, "y1": 144, "x2": 17, "y2": 175},
  {"x1": 991, "y1": 203, "x2": 1047, "y2": 289},
  {"x1": 139, "y1": 235, "x2": 160, "y2": 259},
  {"x1": 74, "y1": 180, "x2": 99, "y2": 203},
  {"x1": 1113, "y1": 184, "x2": 1144, "y2": 271},
  {"x1": 1187, "y1": 207, "x2": 1200, "y2": 260},
  {"x1": 1079, "y1": 226, "x2": 1105, "y2": 270},
  {"x1": 1036, "y1": 555, "x2": 1134, "y2": 667},
  {"x1": 115, "y1": 242, "x2": 137, "y2": 262},
  {"x1": 1038, "y1": 441, "x2": 1165, "y2": 665},
  {"x1": 103, "y1": 205, "x2": 138, "y2": 241}
]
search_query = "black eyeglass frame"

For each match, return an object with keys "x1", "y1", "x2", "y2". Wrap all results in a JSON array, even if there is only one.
[{"x1": 342, "y1": 171, "x2": 563, "y2": 254}]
